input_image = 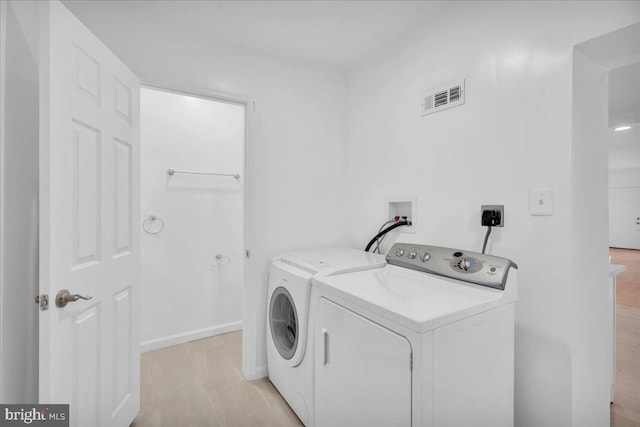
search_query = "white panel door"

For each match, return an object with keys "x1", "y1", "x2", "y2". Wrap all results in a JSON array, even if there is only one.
[
  {"x1": 315, "y1": 298, "x2": 412, "y2": 427},
  {"x1": 38, "y1": 2, "x2": 140, "y2": 426},
  {"x1": 609, "y1": 187, "x2": 640, "y2": 250}
]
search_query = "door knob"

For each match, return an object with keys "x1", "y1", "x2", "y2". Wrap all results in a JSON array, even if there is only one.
[{"x1": 55, "y1": 289, "x2": 93, "y2": 308}]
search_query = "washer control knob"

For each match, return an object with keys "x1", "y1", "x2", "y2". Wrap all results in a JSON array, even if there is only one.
[
  {"x1": 421, "y1": 252, "x2": 431, "y2": 262},
  {"x1": 395, "y1": 249, "x2": 405, "y2": 257},
  {"x1": 461, "y1": 258, "x2": 473, "y2": 271},
  {"x1": 408, "y1": 251, "x2": 417, "y2": 259}
]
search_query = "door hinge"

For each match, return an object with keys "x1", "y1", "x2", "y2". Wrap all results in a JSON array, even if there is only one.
[
  {"x1": 35, "y1": 294, "x2": 49, "y2": 311},
  {"x1": 410, "y1": 352, "x2": 413, "y2": 370},
  {"x1": 246, "y1": 249, "x2": 251, "y2": 259}
]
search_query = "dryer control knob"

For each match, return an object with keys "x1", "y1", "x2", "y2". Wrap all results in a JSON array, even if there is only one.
[
  {"x1": 421, "y1": 252, "x2": 431, "y2": 262},
  {"x1": 395, "y1": 249, "x2": 405, "y2": 257},
  {"x1": 408, "y1": 251, "x2": 417, "y2": 259}
]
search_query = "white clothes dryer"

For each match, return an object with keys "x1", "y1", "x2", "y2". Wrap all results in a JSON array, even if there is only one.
[
  {"x1": 312, "y1": 243, "x2": 518, "y2": 427},
  {"x1": 267, "y1": 248, "x2": 386, "y2": 426}
]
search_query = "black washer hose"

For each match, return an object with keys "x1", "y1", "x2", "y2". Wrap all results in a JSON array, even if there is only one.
[
  {"x1": 364, "y1": 220, "x2": 412, "y2": 252},
  {"x1": 482, "y1": 225, "x2": 492, "y2": 254}
]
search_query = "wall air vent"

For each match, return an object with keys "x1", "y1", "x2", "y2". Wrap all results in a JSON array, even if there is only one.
[{"x1": 421, "y1": 78, "x2": 465, "y2": 116}]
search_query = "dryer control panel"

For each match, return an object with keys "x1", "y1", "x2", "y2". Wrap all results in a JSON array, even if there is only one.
[{"x1": 386, "y1": 243, "x2": 517, "y2": 290}]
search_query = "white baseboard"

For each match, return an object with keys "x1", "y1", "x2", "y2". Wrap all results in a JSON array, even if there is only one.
[
  {"x1": 243, "y1": 364, "x2": 268, "y2": 381},
  {"x1": 140, "y1": 320, "x2": 243, "y2": 353}
]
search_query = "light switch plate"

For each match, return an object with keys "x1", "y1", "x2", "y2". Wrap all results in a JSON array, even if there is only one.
[{"x1": 530, "y1": 188, "x2": 553, "y2": 216}]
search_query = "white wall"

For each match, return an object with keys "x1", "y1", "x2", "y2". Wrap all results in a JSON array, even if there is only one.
[
  {"x1": 0, "y1": 0, "x2": 39, "y2": 403},
  {"x1": 608, "y1": 60, "x2": 640, "y2": 247},
  {"x1": 608, "y1": 127, "x2": 640, "y2": 248},
  {"x1": 610, "y1": 166, "x2": 640, "y2": 186},
  {"x1": 344, "y1": 2, "x2": 640, "y2": 426},
  {"x1": 139, "y1": 88, "x2": 245, "y2": 351},
  {"x1": 609, "y1": 62, "x2": 640, "y2": 127},
  {"x1": 68, "y1": 19, "x2": 351, "y2": 378},
  {"x1": 607, "y1": 123, "x2": 640, "y2": 171}
]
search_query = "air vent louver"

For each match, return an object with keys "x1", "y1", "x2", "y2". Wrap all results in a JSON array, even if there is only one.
[
  {"x1": 449, "y1": 85, "x2": 461, "y2": 102},
  {"x1": 434, "y1": 90, "x2": 448, "y2": 107},
  {"x1": 421, "y1": 78, "x2": 465, "y2": 116}
]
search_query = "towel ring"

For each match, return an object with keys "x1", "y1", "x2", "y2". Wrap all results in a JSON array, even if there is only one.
[
  {"x1": 212, "y1": 254, "x2": 230, "y2": 268},
  {"x1": 142, "y1": 214, "x2": 165, "y2": 235}
]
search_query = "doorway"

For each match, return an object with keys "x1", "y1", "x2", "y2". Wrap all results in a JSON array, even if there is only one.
[
  {"x1": 607, "y1": 47, "x2": 640, "y2": 427},
  {"x1": 609, "y1": 62, "x2": 640, "y2": 251},
  {"x1": 139, "y1": 87, "x2": 247, "y2": 352},
  {"x1": 574, "y1": 22, "x2": 640, "y2": 426}
]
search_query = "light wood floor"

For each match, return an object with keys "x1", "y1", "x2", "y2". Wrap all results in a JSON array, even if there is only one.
[
  {"x1": 612, "y1": 248, "x2": 640, "y2": 309},
  {"x1": 610, "y1": 248, "x2": 640, "y2": 427},
  {"x1": 132, "y1": 331, "x2": 303, "y2": 427}
]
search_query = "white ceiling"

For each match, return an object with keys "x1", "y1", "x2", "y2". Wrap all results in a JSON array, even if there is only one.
[
  {"x1": 61, "y1": 2, "x2": 640, "y2": 128},
  {"x1": 62, "y1": 0, "x2": 451, "y2": 71},
  {"x1": 578, "y1": 22, "x2": 640, "y2": 70},
  {"x1": 577, "y1": 22, "x2": 640, "y2": 129}
]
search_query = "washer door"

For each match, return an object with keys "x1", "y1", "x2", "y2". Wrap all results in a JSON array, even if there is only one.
[{"x1": 269, "y1": 286, "x2": 299, "y2": 360}]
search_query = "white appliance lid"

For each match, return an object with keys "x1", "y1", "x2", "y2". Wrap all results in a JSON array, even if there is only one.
[
  {"x1": 279, "y1": 247, "x2": 386, "y2": 275},
  {"x1": 314, "y1": 264, "x2": 513, "y2": 333}
]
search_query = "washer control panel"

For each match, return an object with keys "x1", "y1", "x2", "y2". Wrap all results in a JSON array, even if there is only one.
[{"x1": 386, "y1": 243, "x2": 517, "y2": 290}]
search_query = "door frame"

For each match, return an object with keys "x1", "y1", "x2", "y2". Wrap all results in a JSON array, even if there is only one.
[
  {"x1": 0, "y1": 0, "x2": 7, "y2": 403},
  {"x1": 138, "y1": 81, "x2": 256, "y2": 379},
  {"x1": 572, "y1": 21, "x2": 640, "y2": 414}
]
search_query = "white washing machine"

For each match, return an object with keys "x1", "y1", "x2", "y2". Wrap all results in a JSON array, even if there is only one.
[
  {"x1": 312, "y1": 243, "x2": 518, "y2": 427},
  {"x1": 267, "y1": 248, "x2": 386, "y2": 425}
]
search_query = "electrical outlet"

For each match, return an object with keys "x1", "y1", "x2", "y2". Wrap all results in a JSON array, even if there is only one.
[{"x1": 481, "y1": 205, "x2": 504, "y2": 227}]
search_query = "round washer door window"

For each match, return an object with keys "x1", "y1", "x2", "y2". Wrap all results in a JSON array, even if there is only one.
[{"x1": 269, "y1": 287, "x2": 298, "y2": 360}]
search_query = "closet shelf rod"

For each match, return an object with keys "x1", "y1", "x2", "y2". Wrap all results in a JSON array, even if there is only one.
[{"x1": 167, "y1": 168, "x2": 240, "y2": 180}]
